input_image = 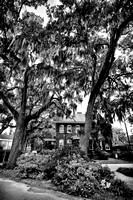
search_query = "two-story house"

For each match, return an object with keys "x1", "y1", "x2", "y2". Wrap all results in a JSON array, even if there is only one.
[
  {"x1": 55, "y1": 112, "x2": 85, "y2": 148},
  {"x1": 55, "y1": 112, "x2": 111, "y2": 152},
  {"x1": 0, "y1": 133, "x2": 13, "y2": 150}
]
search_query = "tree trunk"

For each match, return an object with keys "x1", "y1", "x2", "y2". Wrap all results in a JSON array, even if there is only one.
[
  {"x1": 123, "y1": 116, "x2": 131, "y2": 150},
  {"x1": 80, "y1": 100, "x2": 94, "y2": 154},
  {"x1": 7, "y1": 67, "x2": 29, "y2": 169},
  {"x1": 21, "y1": 129, "x2": 28, "y2": 152},
  {"x1": 6, "y1": 115, "x2": 26, "y2": 169}
]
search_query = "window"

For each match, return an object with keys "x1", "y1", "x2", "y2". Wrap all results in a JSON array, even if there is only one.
[
  {"x1": 59, "y1": 125, "x2": 64, "y2": 133},
  {"x1": 75, "y1": 125, "x2": 80, "y2": 135},
  {"x1": 67, "y1": 139, "x2": 72, "y2": 145},
  {"x1": 99, "y1": 140, "x2": 103, "y2": 150},
  {"x1": 89, "y1": 140, "x2": 93, "y2": 150},
  {"x1": 67, "y1": 125, "x2": 72, "y2": 133},
  {"x1": 59, "y1": 139, "x2": 64, "y2": 148},
  {"x1": 105, "y1": 143, "x2": 110, "y2": 150}
]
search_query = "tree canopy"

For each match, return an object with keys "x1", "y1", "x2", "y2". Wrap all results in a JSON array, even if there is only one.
[
  {"x1": 0, "y1": 0, "x2": 82, "y2": 168},
  {"x1": 44, "y1": 0, "x2": 133, "y2": 153}
]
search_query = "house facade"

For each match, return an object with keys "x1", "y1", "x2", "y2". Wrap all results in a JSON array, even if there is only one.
[
  {"x1": 55, "y1": 112, "x2": 85, "y2": 148},
  {"x1": 0, "y1": 133, "x2": 13, "y2": 150},
  {"x1": 54, "y1": 112, "x2": 111, "y2": 152}
]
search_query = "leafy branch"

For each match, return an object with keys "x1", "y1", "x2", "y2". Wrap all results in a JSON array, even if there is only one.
[{"x1": 0, "y1": 91, "x2": 19, "y2": 120}]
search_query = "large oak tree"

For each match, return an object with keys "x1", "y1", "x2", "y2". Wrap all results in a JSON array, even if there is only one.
[
  {"x1": 45, "y1": 0, "x2": 133, "y2": 154},
  {"x1": 0, "y1": 0, "x2": 81, "y2": 169}
]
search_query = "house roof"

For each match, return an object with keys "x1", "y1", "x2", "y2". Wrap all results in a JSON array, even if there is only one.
[
  {"x1": 44, "y1": 138, "x2": 56, "y2": 142},
  {"x1": 0, "y1": 133, "x2": 13, "y2": 140},
  {"x1": 55, "y1": 112, "x2": 85, "y2": 124},
  {"x1": 71, "y1": 135, "x2": 80, "y2": 140}
]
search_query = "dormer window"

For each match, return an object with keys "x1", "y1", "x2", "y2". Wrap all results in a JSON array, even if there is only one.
[
  {"x1": 67, "y1": 125, "x2": 72, "y2": 133},
  {"x1": 59, "y1": 125, "x2": 64, "y2": 133}
]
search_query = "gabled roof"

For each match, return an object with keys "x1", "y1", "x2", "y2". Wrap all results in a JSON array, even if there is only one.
[{"x1": 55, "y1": 112, "x2": 85, "y2": 124}]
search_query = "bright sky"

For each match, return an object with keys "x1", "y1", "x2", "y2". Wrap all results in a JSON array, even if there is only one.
[{"x1": 22, "y1": 0, "x2": 60, "y2": 26}]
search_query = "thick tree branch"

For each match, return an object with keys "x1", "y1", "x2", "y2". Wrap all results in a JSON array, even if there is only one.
[
  {"x1": 113, "y1": 72, "x2": 133, "y2": 80},
  {"x1": 6, "y1": 86, "x2": 21, "y2": 93},
  {"x1": 28, "y1": 99, "x2": 40, "y2": 116},
  {"x1": 89, "y1": 12, "x2": 133, "y2": 103},
  {"x1": 27, "y1": 120, "x2": 43, "y2": 136},
  {"x1": 118, "y1": 12, "x2": 133, "y2": 33},
  {"x1": 26, "y1": 95, "x2": 54, "y2": 123},
  {"x1": 91, "y1": 50, "x2": 97, "y2": 88},
  {"x1": 26, "y1": 102, "x2": 51, "y2": 123},
  {"x1": 51, "y1": 99, "x2": 76, "y2": 121},
  {"x1": 21, "y1": 66, "x2": 30, "y2": 115}
]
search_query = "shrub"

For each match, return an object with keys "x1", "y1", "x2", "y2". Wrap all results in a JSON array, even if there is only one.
[
  {"x1": 42, "y1": 159, "x2": 57, "y2": 180},
  {"x1": 119, "y1": 151, "x2": 133, "y2": 161},
  {"x1": 16, "y1": 153, "x2": 50, "y2": 179},
  {"x1": 42, "y1": 146, "x2": 90, "y2": 180},
  {"x1": 52, "y1": 162, "x2": 104, "y2": 198},
  {"x1": 95, "y1": 148, "x2": 110, "y2": 160},
  {"x1": 15, "y1": 146, "x2": 133, "y2": 199},
  {"x1": 51, "y1": 148, "x2": 115, "y2": 198},
  {"x1": 117, "y1": 167, "x2": 133, "y2": 177},
  {"x1": 42, "y1": 149, "x2": 56, "y2": 155},
  {"x1": 109, "y1": 179, "x2": 133, "y2": 197},
  {"x1": 97, "y1": 166, "x2": 114, "y2": 182}
]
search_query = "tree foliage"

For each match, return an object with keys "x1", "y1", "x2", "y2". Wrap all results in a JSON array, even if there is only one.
[
  {"x1": 0, "y1": 0, "x2": 82, "y2": 168},
  {"x1": 44, "y1": 0, "x2": 133, "y2": 153},
  {"x1": 112, "y1": 127, "x2": 127, "y2": 145}
]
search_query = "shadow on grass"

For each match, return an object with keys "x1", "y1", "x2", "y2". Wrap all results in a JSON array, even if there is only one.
[{"x1": 117, "y1": 167, "x2": 133, "y2": 177}]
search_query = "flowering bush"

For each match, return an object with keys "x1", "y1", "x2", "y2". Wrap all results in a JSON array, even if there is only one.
[
  {"x1": 101, "y1": 179, "x2": 111, "y2": 189},
  {"x1": 51, "y1": 150, "x2": 113, "y2": 198},
  {"x1": 109, "y1": 179, "x2": 133, "y2": 197},
  {"x1": 16, "y1": 153, "x2": 50, "y2": 179},
  {"x1": 52, "y1": 163, "x2": 103, "y2": 198},
  {"x1": 42, "y1": 146, "x2": 90, "y2": 180},
  {"x1": 15, "y1": 146, "x2": 133, "y2": 199},
  {"x1": 49, "y1": 147, "x2": 133, "y2": 198},
  {"x1": 42, "y1": 149, "x2": 56, "y2": 155},
  {"x1": 97, "y1": 166, "x2": 115, "y2": 181}
]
